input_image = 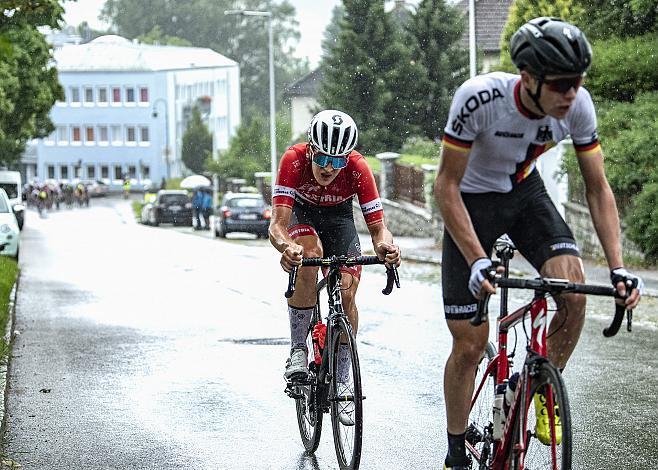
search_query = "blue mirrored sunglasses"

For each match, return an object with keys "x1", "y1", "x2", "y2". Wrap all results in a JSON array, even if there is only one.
[{"x1": 312, "y1": 153, "x2": 348, "y2": 169}]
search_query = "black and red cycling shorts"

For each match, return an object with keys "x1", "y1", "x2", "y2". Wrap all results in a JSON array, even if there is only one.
[
  {"x1": 442, "y1": 170, "x2": 581, "y2": 320},
  {"x1": 287, "y1": 198, "x2": 363, "y2": 280}
]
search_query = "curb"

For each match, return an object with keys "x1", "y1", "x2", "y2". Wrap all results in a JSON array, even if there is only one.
[{"x1": 0, "y1": 272, "x2": 18, "y2": 437}]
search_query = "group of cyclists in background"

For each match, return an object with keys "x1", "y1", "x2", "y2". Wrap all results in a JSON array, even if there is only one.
[{"x1": 23, "y1": 180, "x2": 90, "y2": 215}]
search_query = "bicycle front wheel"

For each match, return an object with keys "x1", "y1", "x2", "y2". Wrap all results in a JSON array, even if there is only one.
[
  {"x1": 511, "y1": 361, "x2": 572, "y2": 470},
  {"x1": 466, "y1": 342, "x2": 497, "y2": 469},
  {"x1": 295, "y1": 318, "x2": 324, "y2": 452},
  {"x1": 330, "y1": 317, "x2": 363, "y2": 470}
]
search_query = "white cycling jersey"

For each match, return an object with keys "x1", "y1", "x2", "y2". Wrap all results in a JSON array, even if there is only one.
[{"x1": 443, "y1": 72, "x2": 600, "y2": 193}]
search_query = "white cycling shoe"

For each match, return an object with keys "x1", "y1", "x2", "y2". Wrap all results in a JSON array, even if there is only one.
[{"x1": 284, "y1": 348, "x2": 308, "y2": 381}]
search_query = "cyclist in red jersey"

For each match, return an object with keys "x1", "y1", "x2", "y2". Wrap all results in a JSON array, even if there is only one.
[{"x1": 269, "y1": 110, "x2": 401, "y2": 391}]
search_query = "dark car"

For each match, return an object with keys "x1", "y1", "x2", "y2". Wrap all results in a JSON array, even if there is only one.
[
  {"x1": 214, "y1": 192, "x2": 270, "y2": 238},
  {"x1": 149, "y1": 190, "x2": 193, "y2": 226}
]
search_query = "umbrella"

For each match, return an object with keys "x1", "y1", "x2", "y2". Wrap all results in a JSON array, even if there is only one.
[{"x1": 180, "y1": 175, "x2": 211, "y2": 189}]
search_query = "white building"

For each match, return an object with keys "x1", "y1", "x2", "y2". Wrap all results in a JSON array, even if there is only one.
[{"x1": 27, "y1": 35, "x2": 240, "y2": 187}]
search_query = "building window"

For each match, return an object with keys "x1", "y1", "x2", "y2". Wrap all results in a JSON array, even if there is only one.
[
  {"x1": 128, "y1": 165, "x2": 137, "y2": 178},
  {"x1": 44, "y1": 130, "x2": 55, "y2": 145},
  {"x1": 111, "y1": 125, "x2": 122, "y2": 144},
  {"x1": 84, "y1": 87, "x2": 94, "y2": 105},
  {"x1": 85, "y1": 126, "x2": 95, "y2": 143},
  {"x1": 143, "y1": 165, "x2": 150, "y2": 179},
  {"x1": 70, "y1": 87, "x2": 80, "y2": 104},
  {"x1": 47, "y1": 165, "x2": 55, "y2": 179},
  {"x1": 125, "y1": 87, "x2": 135, "y2": 104},
  {"x1": 112, "y1": 87, "x2": 121, "y2": 104},
  {"x1": 126, "y1": 126, "x2": 136, "y2": 144},
  {"x1": 72, "y1": 126, "x2": 81, "y2": 143},
  {"x1": 87, "y1": 165, "x2": 96, "y2": 179},
  {"x1": 61, "y1": 165, "x2": 69, "y2": 180},
  {"x1": 101, "y1": 165, "x2": 109, "y2": 179},
  {"x1": 114, "y1": 166, "x2": 123, "y2": 180},
  {"x1": 98, "y1": 125, "x2": 109, "y2": 143},
  {"x1": 139, "y1": 126, "x2": 149, "y2": 143},
  {"x1": 98, "y1": 87, "x2": 108, "y2": 105},
  {"x1": 57, "y1": 125, "x2": 68, "y2": 144},
  {"x1": 139, "y1": 87, "x2": 149, "y2": 103}
]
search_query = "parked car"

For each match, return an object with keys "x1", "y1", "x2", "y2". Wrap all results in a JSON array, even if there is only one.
[
  {"x1": 214, "y1": 192, "x2": 270, "y2": 238},
  {"x1": 146, "y1": 190, "x2": 193, "y2": 226},
  {"x1": 0, "y1": 189, "x2": 20, "y2": 259},
  {"x1": 83, "y1": 179, "x2": 109, "y2": 198},
  {"x1": 0, "y1": 170, "x2": 24, "y2": 230}
]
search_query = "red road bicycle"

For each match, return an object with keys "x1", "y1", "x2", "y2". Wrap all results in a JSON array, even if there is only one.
[{"x1": 465, "y1": 237, "x2": 633, "y2": 470}]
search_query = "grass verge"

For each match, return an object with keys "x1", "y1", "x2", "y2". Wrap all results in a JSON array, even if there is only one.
[{"x1": 0, "y1": 257, "x2": 18, "y2": 358}]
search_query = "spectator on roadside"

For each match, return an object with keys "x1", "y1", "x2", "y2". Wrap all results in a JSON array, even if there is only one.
[
  {"x1": 192, "y1": 187, "x2": 204, "y2": 230},
  {"x1": 160, "y1": 177, "x2": 167, "y2": 190},
  {"x1": 201, "y1": 188, "x2": 213, "y2": 230}
]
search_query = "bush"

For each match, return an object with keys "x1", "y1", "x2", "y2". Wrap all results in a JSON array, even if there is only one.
[
  {"x1": 562, "y1": 92, "x2": 658, "y2": 212},
  {"x1": 626, "y1": 183, "x2": 658, "y2": 262},
  {"x1": 400, "y1": 136, "x2": 440, "y2": 159},
  {"x1": 587, "y1": 33, "x2": 658, "y2": 102}
]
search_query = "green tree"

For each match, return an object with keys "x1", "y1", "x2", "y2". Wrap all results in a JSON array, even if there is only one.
[
  {"x1": 207, "y1": 112, "x2": 291, "y2": 184},
  {"x1": 498, "y1": 0, "x2": 585, "y2": 71},
  {"x1": 136, "y1": 25, "x2": 192, "y2": 47},
  {"x1": 407, "y1": 0, "x2": 468, "y2": 140},
  {"x1": 100, "y1": 0, "x2": 309, "y2": 121},
  {"x1": 320, "y1": 0, "x2": 425, "y2": 153},
  {"x1": 181, "y1": 107, "x2": 212, "y2": 174},
  {"x1": 573, "y1": 0, "x2": 658, "y2": 39},
  {"x1": 0, "y1": 0, "x2": 64, "y2": 168}
]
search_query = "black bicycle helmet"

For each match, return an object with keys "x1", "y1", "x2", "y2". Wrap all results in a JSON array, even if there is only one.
[{"x1": 510, "y1": 17, "x2": 592, "y2": 77}]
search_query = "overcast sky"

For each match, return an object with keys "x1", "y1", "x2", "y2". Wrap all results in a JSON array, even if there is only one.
[{"x1": 62, "y1": 0, "x2": 342, "y2": 68}]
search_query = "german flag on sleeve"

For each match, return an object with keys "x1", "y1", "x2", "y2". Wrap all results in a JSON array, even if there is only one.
[
  {"x1": 442, "y1": 134, "x2": 473, "y2": 153},
  {"x1": 574, "y1": 139, "x2": 601, "y2": 157}
]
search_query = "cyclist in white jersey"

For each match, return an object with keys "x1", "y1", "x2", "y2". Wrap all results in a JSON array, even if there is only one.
[{"x1": 434, "y1": 17, "x2": 644, "y2": 469}]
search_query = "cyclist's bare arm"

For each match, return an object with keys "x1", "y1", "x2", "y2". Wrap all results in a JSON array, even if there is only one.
[
  {"x1": 435, "y1": 146, "x2": 496, "y2": 296},
  {"x1": 577, "y1": 148, "x2": 640, "y2": 307},
  {"x1": 269, "y1": 205, "x2": 303, "y2": 272},
  {"x1": 367, "y1": 222, "x2": 401, "y2": 267}
]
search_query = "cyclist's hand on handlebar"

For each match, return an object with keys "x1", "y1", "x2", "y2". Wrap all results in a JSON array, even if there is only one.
[
  {"x1": 280, "y1": 243, "x2": 304, "y2": 273},
  {"x1": 375, "y1": 241, "x2": 401, "y2": 268},
  {"x1": 610, "y1": 267, "x2": 643, "y2": 309},
  {"x1": 469, "y1": 258, "x2": 504, "y2": 299}
]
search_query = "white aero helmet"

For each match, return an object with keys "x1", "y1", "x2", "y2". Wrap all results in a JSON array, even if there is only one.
[{"x1": 307, "y1": 110, "x2": 358, "y2": 157}]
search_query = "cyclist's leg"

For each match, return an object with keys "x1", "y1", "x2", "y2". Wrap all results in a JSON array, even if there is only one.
[
  {"x1": 540, "y1": 255, "x2": 586, "y2": 368},
  {"x1": 442, "y1": 232, "x2": 493, "y2": 468},
  {"x1": 507, "y1": 178, "x2": 584, "y2": 370}
]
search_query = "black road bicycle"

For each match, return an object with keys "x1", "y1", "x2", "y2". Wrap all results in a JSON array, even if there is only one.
[{"x1": 284, "y1": 255, "x2": 400, "y2": 470}]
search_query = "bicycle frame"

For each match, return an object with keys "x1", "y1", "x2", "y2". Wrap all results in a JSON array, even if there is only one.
[{"x1": 467, "y1": 245, "x2": 559, "y2": 469}]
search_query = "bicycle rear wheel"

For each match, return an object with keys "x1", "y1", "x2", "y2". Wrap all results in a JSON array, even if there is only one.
[
  {"x1": 330, "y1": 317, "x2": 363, "y2": 470},
  {"x1": 295, "y1": 311, "x2": 324, "y2": 452},
  {"x1": 510, "y1": 361, "x2": 572, "y2": 469},
  {"x1": 465, "y1": 342, "x2": 497, "y2": 469}
]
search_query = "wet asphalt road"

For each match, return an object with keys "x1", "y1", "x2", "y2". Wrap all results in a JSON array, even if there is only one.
[{"x1": 2, "y1": 198, "x2": 657, "y2": 469}]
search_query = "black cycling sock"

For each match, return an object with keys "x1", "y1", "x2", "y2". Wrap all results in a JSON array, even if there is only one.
[{"x1": 446, "y1": 431, "x2": 468, "y2": 465}]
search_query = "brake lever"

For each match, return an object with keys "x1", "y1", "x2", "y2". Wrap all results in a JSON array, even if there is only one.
[
  {"x1": 284, "y1": 266, "x2": 298, "y2": 299},
  {"x1": 382, "y1": 265, "x2": 400, "y2": 295}
]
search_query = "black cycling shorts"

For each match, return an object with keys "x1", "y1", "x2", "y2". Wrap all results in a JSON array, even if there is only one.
[
  {"x1": 288, "y1": 198, "x2": 363, "y2": 279},
  {"x1": 442, "y1": 170, "x2": 580, "y2": 320}
]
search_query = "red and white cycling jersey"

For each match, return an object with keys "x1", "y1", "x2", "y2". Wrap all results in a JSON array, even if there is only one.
[{"x1": 273, "y1": 143, "x2": 384, "y2": 226}]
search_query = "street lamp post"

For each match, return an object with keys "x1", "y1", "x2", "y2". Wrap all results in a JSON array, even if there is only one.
[
  {"x1": 225, "y1": 9, "x2": 277, "y2": 181},
  {"x1": 152, "y1": 98, "x2": 170, "y2": 180}
]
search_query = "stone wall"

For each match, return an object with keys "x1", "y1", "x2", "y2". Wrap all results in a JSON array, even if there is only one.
[
  {"x1": 564, "y1": 201, "x2": 645, "y2": 261},
  {"x1": 353, "y1": 198, "x2": 440, "y2": 238}
]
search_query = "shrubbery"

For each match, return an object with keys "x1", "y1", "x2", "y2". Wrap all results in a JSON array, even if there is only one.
[
  {"x1": 587, "y1": 34, "x2": 658, "y2": 102},
  {"x1": 626, "y1": 183, "x2": 658, "y2": 262}
]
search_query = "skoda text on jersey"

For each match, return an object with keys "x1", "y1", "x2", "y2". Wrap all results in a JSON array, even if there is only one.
[{"x1": 442, "y1": 72, "x2": 601, "y2": 194}]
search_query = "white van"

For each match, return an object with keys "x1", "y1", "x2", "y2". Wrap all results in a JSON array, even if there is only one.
[{"x1": 0, "y1": 170, "x2": 24, "y2": 230}]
